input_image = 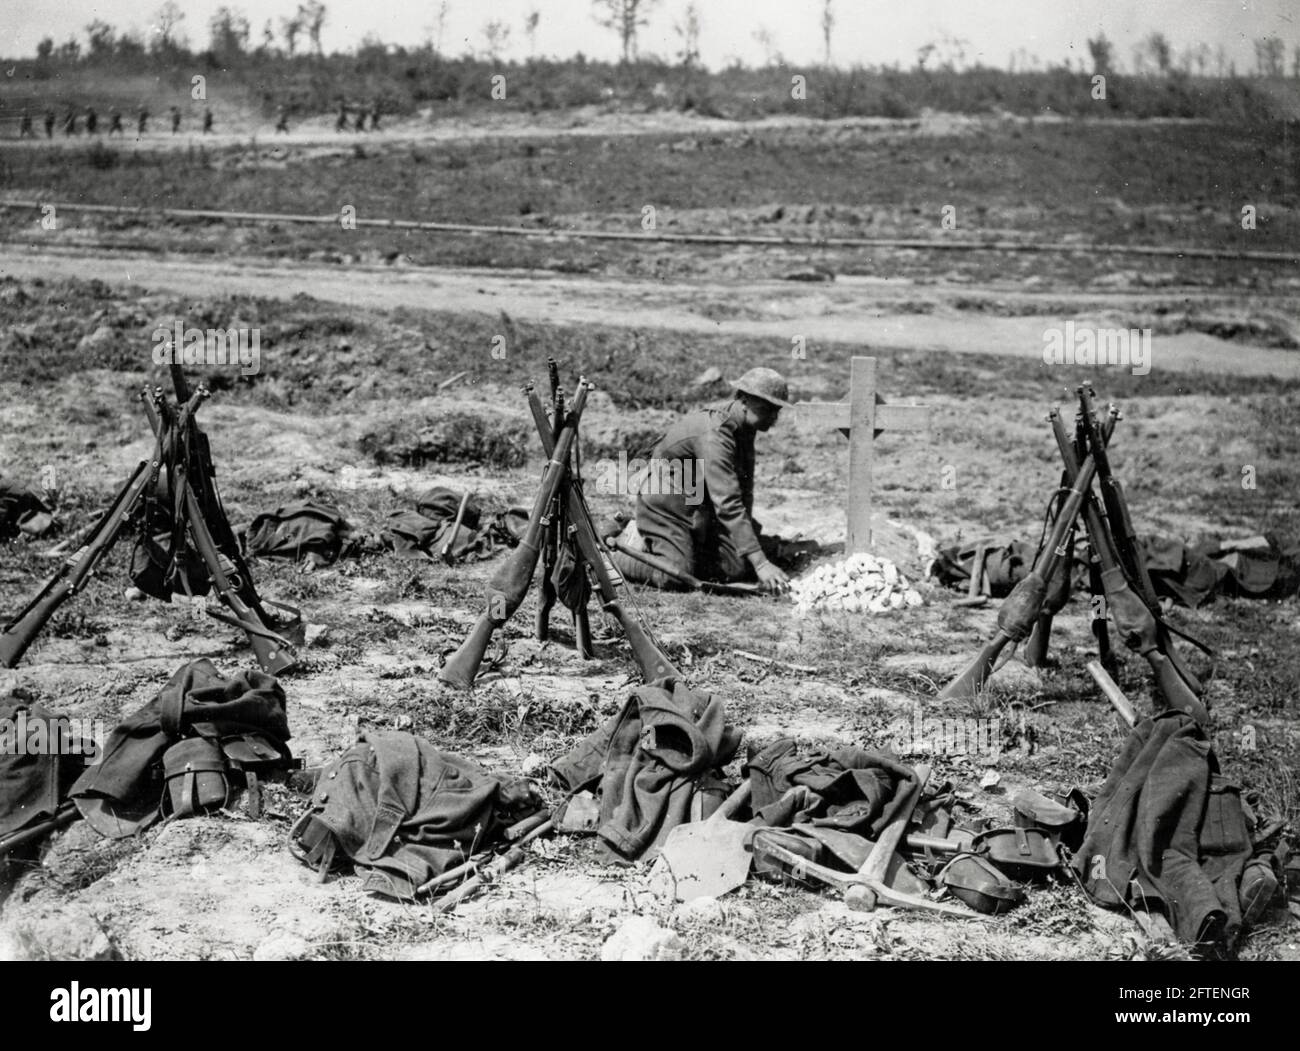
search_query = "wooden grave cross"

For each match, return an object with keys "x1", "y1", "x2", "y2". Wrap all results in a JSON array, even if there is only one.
[{"x1": 791, "y1": 356, "x2": 931, "y2": 553}]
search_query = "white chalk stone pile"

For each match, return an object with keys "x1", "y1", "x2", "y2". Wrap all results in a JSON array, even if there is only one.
[{"x1": 790, "y1": 552, "x2": 924, "y2": 615}]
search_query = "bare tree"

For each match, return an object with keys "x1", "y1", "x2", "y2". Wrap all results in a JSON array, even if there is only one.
[
  {"x1": 152, "y1": 2, "x2": 186, "y2": 54},
  {"x1": 1086, "y1": 33, "x2": 1113, "y2": 74},
  {"x1": 674, "y1": 1, "x2": 702, "y2": 68},
  {"x1": 1293, "y1": 46, "x2": 1300, "y2": 78},
  {"x1": 752, "y1": 25, "x2": 782, "y2": 67},
  {"x1": 1193, "y1": 42, "x2": 1210, "y2": 76},
  {"x1": 436, "y1": 1, "x2": 450, "y2": 55},
  {"x1": 1254, "y1": 36, "x2": 1284, "y2": 77},
  {"x1": 482, "y1": 19, "x2": 511, "y2": 61},
  {"x1": 593, "y1": 0, "x2": 660, "y2": 64},
  {"x1": 1144, "y1": 32, "x2": 1172, "y2": 75},
  {"x1": 209, "y1": 7, "x2": 250, "y2": 61},
  {"x1": 915, "y1": 42, "x2": 937, "y2": 73},
  {"x1": 1215, "y1": 44, "x2": 1227, "y2": 77},
  {"x1": 821, "y1": 0, "x2": 834, "y2": 66},
  {"x1": 524, "y1": 8, "x2": 540, "y2": 59},
  {"x1": 85, "y1": 19, "x2": 116, "y2": 59},
  {"x1": 298, "y1": 1, "x2": 327, "y2": 57},
  {"x1": 280, "y1": 15, "x2": 301, "y2": 56}
]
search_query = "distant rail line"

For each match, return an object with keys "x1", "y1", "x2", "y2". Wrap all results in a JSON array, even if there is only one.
[{"x1": 1, "y1": 198, "x2": 1295, "y2": 264}]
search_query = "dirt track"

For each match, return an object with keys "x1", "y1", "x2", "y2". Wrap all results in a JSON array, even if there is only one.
[{"x1": 3, "y1": 244, "x2": 1298, "y2": 378}]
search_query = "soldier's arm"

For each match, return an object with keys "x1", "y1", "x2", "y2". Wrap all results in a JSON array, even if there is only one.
[{"x1": 702, "y1": 422, "x2": 762, "y2": 558}]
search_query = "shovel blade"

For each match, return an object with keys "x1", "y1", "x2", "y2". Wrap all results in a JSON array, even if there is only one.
[{"x1": 650, "y1": 820, "x2": 753, "y2": 902}]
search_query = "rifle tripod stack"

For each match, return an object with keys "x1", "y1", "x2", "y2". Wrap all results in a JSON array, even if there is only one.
[
  {"x1": 0, "y1": 365, "x2": 304, "y2": 675},
  {"x1": 438, "y1": 361, "x2": 680, "y2": 690},
  {"x1": 939, "y1": 386, "x2": 1210, "y2": 726}
]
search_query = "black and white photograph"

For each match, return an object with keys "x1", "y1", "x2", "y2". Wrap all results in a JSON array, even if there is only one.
[{"x1": 0, "y1": 0, "x2": 1296, "y2": 1000}]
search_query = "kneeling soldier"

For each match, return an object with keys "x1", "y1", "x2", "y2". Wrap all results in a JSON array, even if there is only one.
[{"x1": 610, "y1": 367, "x2": 793, "y2": 594}]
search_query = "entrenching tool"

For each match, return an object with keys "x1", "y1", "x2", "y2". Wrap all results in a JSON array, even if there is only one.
[
  {"x1": 953, "y1": 544, "x2": 989, "y2": 608},
  {"x1": 607, "y1": 537, "x2": 763, "y2": 597},
  {"x1": 749, "y1": 764, "x2": 988, "y2": 920},
  {"x1": 650, "y1": 782, "x2": 754, "y2": 901},
  {"x1": 440, "y1": 490, "x2": 471, "y2": 565}
]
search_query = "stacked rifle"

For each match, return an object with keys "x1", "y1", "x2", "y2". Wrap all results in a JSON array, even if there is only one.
[
  {"x1": 939, "y1": 387, "x2": 1209, "y2": 725},
  {"x1": 439, "y1": 362, "x2": 680, "y2": 689},
  {"x1": 0, "y1": 365, "x2": 304, "y2": 675}
]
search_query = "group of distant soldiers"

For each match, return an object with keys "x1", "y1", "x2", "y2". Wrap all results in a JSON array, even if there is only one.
[
  {"x1": 332, "y1": 99, "x2": 384, "y2": 133},
  {"x1": 17, "y1": 104, "x2": 213, "y2": 138},
  {"x1": 15, "y1": 100, "x2": 385, "y2": 138}
]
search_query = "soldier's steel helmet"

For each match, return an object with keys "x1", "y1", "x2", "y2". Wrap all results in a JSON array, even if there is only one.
[{"x1": 731, "y1": 367, "x2": 792, "y2": 408}]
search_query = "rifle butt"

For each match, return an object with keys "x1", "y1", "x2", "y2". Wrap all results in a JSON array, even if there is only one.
[
  {"x1": 604, "y1": 600, "x2": 680, "y2": 682},
  {"x1": 938, "y1": 635, "x2": 1011, "y2": 701},
  {"x1": 1023, "y1": 615, "x2": 1053, "y2": 668},
  {"x1": 535, "y1": 571, "x2": 556, "y2": 642},
  {"x1": 574, "y1": 605, "x2": 593, "y2": 659},
  {"x1": 439, "y1": 611, "x2": 499, "y2": 689}
]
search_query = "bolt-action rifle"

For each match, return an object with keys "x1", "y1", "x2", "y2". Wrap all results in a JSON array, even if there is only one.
[
  {"x1": 523, "y1": 386, "x2": 681, "y2": 683},
  {"x1": 939, "y1": 448, "x2": 1100, "y2": 701},
  {"x1": 1052, "y1": 408, "x2": 1207, "y2": 724},
  {"x1": 0, "y1": 386, "x2": 203, "y2": 668},
  {"x1": 439, "y1": 381, "x2": 591, "y2": 688}
]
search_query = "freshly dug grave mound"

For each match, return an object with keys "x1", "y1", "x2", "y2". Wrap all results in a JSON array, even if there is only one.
[{"x1": 790, "y1": 552, "x2": 924, "y2": 615}]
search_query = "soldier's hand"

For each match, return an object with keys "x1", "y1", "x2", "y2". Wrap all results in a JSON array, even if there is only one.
[{"x1": 753, "y1": 558, "x2": 790, "y2": 594}]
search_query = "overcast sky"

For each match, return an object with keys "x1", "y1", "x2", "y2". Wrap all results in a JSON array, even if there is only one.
[{"x1": 5, "y1": 0, "x2": 1297, "y2": 72}]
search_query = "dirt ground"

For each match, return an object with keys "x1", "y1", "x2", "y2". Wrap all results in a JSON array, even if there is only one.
[{"x1": 1, "y1": 110, "x2": 1297, "y2": 962}]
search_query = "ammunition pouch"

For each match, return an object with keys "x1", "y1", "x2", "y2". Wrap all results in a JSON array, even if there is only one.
[
  {"x1": 973, "y1": 826, "x2": 1062, "y2": 880},
  {"x1": 161, "y1": 730, "x2": 297, "y2": 821}
]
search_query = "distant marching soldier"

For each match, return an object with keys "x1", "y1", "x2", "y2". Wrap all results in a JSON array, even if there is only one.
[
  {"x1": 202, "y1": 107, "x2": 214, "y2": 134},
  {"x1": 370, "y1": 100, "x2": 382, "y2": 132},
  {"x1": 137, "y1": 106, "x2": 149, "y2": 135},
  {"x1": 108, "y1": 108, "x2": 124, "y2": 136},
  {"x1": 335, "y1": 99, "x2": 350, "y2": 132},
  {"x1": 44, "y1": 108, "x2": 55, "y2": 138},
  {"x1": 85, "y1": 106, "x2": 98, "y2": 135},
  {"x1": 18, "y1": 110, "x2": 33, "y2": 138},
  {"x1": 274, "y1": 105, "x2": 290, "y2": 134},
  {"x1": 354, "y1": 105, "x2": 367, "y2": 132},
  {"x1": 170, "y1": 105, "x2": 181, "y2": 134},
  {"x1": 63, "y1": 108, "x2": 76, "y2": 136}
]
